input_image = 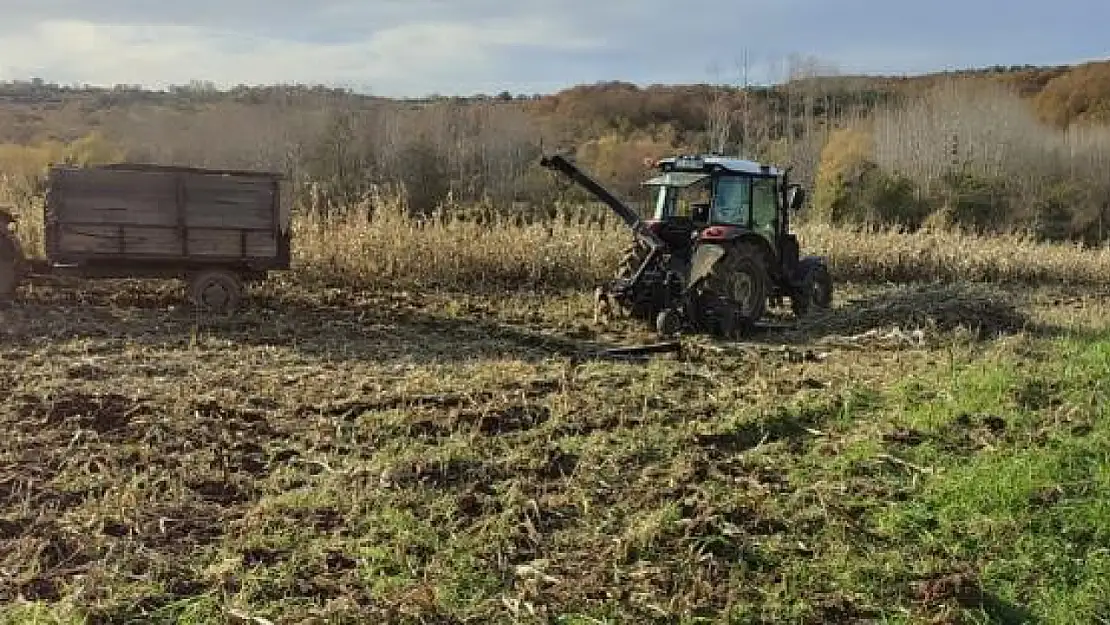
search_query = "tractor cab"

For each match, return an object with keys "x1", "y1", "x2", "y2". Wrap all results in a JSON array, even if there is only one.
[
  {"x1": 647, "y1": 155, "x2": 803, "y2": 228},
  {"x1": 644, "y1": 170, "x2": 713, "y2": 224},
  {"x1": 639, "y1": 170, "x2": 710, "y2": 256},
  {"x1": 644, "y1": 154, "x2": 808, "y2": 272}
]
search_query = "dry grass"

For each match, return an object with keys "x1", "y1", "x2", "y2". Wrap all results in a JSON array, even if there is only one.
[
  {"x1": 1, "y1": 178, "x2": 43, "y2": 257},
  {"x1": 291, "y1": 202, "x2": 1110, "y2": 293},
  {"x1": 798, "y1": 222, "x2": 1110, "y2": 286},
  {"x1": 6, "y1": 172, "x2": 1110, "y2": 291},
  {"x1": 293, "y1": 201, "x2": 619, "y2": 293}
]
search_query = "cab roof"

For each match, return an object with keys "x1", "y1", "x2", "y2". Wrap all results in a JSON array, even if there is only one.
[
  {"x1": 657, "y1": 155, "x2": 783, "y2": 176},
  {"x1": 642, "y1": 171, "x2": 708, "y2": 187}
]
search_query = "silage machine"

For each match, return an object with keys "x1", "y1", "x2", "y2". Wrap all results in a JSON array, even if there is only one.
[{"x1": 539, "y1": 153, "x2": 833, "y2": 337}]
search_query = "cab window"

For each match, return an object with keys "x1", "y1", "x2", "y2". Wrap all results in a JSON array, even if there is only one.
[
  {"x1": 653, "y1": 186, "x2": 675, "y2": 219},
  {"x1": 711, "y1": 176, "x2": 750, "y2": 226},
  {"x1": 751, "y1": 177, "x2": 778, "y2": 229}
]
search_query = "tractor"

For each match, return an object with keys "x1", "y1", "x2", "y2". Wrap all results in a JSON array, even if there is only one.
[
  {"x1": 0, "y1": 208, "x2": 24, "y2": 302},
  {"x1": 539, "y1": 153, "x2": 833, "y2": 337}
]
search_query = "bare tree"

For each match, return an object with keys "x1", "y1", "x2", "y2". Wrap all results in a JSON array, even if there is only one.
[
  {"x1": 704, "y1": 61, "x2": 734, "y2": 154},
  {"x1": 705, "y1": 52, "x2": 762, "y2": 156}
]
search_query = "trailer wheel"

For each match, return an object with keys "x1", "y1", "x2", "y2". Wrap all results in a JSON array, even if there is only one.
[{"x1": 189, "y1": 270, "x2": 244, "y2": 314}]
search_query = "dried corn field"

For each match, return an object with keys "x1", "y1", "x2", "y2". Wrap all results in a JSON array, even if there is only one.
[
  {"x1": 3, "y1": 204, "x2": 1110, "y2": 624},
  {"x1": 288, "y1": 200, "x2": 1110, "y2": 293}
]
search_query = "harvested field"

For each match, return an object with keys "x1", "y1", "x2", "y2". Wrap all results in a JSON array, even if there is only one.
[
  {"x1": 4, "y1": 209, "x2": 1110, "y2": 623},
  {"x1": 2, "y1": 266, "x2": 1110, "y2": 624}
]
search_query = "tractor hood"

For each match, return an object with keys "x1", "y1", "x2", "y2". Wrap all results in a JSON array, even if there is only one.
[{"x1": 642, "y1": 171, "x2": 709, "y2": 188}]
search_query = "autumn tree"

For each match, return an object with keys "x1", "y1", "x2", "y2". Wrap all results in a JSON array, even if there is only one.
[{"x1": 1034, "y1": 61, "x2": 1110, "y2": 128}]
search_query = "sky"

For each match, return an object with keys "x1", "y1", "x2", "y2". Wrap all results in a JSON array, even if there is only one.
[{"x1": 0, "y1": 0, "x2": 1107, "y2": 97}]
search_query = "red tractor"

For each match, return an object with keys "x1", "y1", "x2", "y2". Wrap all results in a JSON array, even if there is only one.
[
  {"x1": 540, "y1": 153, "x2": 833, "y2": 337},
  {"x1": 0, "y1": 208, "x2": 24, "y2": 302}
]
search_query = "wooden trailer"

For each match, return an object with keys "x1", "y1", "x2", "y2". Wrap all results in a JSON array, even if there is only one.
[{"x1": 0, "y1": 162, "x2": 291, "y2": 313}]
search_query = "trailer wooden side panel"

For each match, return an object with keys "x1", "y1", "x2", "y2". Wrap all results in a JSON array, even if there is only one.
[
  {"x1": 45, "y1": 164, "x2": 289, "y2": 269},
  {"x1": 55, "y1": 224, "x2": 182, "y2": 256},
  {"x1": 185, "y1": 229, "x2": 280, "y2": 258},
  {"x1": 181, "y1": 173, "x2": 277, "y2": 230},
  {"x1": 51, "y1": 168, "x2": 178, "y2": 227}
]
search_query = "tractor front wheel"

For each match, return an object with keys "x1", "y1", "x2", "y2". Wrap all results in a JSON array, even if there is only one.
[
  {"x1": 791, "y1": 262, "x2": 834, "y2": 317},
  {"x1": 655, "y1": 308, "x2": 684, "y2": 337}
]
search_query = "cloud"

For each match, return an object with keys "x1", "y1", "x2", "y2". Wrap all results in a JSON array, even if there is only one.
[
  {"x1": 0, "y1": 0, "x2": 1105, "y2": 96},
  {"x1": 0, "y1": 12, "x2": 604, "y2": 96}
]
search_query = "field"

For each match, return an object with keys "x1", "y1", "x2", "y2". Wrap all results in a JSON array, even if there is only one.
[{"x1": 3, "y1": 210, "x2": 1110, "y2": 624}]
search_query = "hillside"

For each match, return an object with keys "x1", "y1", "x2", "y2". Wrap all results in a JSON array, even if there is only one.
[
  {"x1": 1, "y1": 59, "x2": 1110, "y2": 245},
  {"x1": 1, "y1": 60, "x2": 1105, "y2": 141}
]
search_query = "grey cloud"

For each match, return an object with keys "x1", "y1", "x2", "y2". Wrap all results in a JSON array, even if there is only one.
[
  {"x1": 0, "y1": 0, "x2": 1105, "y2": 95},
  {"x1": 0, "y1": 0, "x2": 557, "y2": 39}
]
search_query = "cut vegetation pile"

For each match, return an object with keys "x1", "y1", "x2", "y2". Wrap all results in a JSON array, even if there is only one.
[{"x1": 789, "y1": 283, "x2": 1031, "y2": 341}]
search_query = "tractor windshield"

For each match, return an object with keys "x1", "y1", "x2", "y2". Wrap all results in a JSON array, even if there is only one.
[
  {"x1": 711, "y1": 175, "x2": 752, "y2": 226},
  {"x1": 643, "y1": 172, "x2": 711, "y2": 221}
]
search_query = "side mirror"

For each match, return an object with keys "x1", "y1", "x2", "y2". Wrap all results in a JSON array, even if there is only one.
[{"x1": 786, "y1": 185, "x2": 807, "y2": 211}]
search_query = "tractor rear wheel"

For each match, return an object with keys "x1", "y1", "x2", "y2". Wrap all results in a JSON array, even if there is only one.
[
  {"x1": 698, "y1": 242, "x2": 768, "y2": 336},
  {"x1": 791, "y1": 262, "x2": 834, "y2": 317}
]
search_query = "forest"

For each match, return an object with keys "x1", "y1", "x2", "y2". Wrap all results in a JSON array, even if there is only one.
[{"x1": 2, "y1": 59, "x2": 1110, "y2": 243}]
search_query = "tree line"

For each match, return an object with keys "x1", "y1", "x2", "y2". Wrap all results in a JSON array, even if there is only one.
[{"x1": 0, "y1": 60, "x2": 1108, "y2": 242}]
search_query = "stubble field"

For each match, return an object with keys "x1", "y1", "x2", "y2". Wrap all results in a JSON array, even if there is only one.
[{"x1": 2, "y1": 210, "x2": 1110, "y2": 624}]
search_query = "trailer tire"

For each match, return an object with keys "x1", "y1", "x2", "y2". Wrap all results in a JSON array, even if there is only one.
[{"x1": 189, "y1": 270, "x2": 244, "y2": 314}]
